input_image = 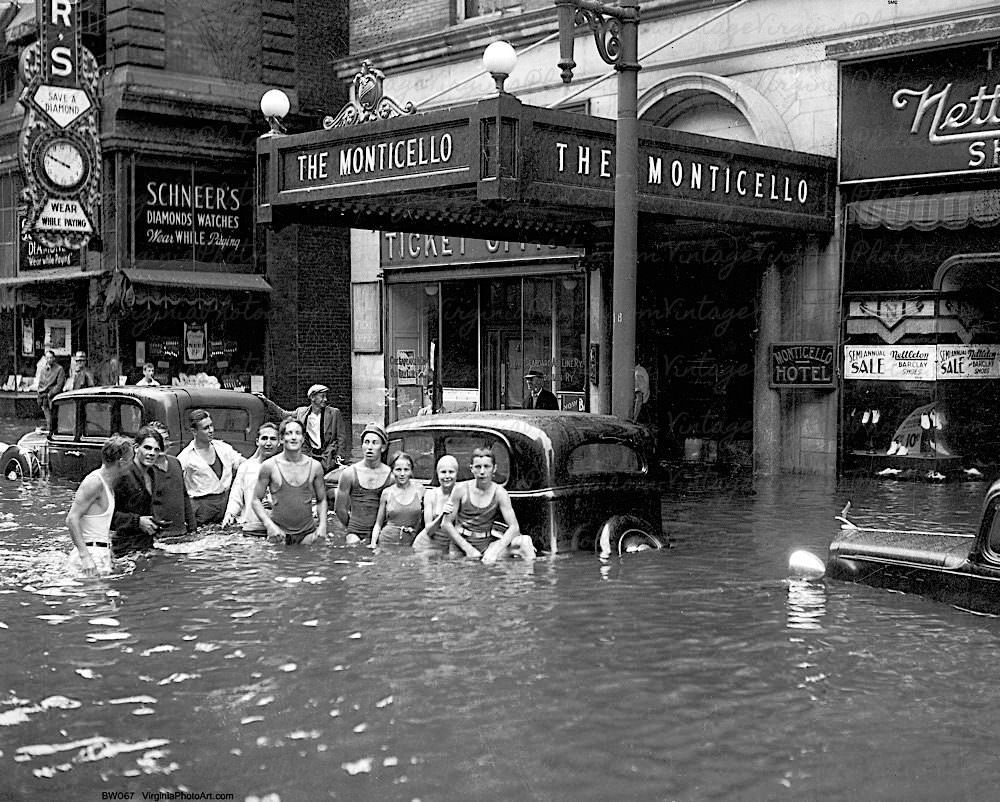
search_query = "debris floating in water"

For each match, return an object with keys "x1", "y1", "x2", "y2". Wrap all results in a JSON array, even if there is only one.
[{"x1": 788, "y1": 549, "x2": 826, "y2": 580}]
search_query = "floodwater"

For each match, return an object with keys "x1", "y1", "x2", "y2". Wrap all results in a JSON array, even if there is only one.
[{"x1": 1, "y1": 451, "x2": 999, "y2": 801}]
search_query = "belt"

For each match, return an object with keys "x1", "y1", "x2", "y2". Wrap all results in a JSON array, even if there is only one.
[
  {"x1": 84, "y1": 541, "x2": 110, "y2": 548},
  {"x1": 458, "y1": 526, "x2": 490, "y2": 539}
]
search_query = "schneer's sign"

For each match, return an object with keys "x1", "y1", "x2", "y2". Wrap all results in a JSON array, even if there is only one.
[{"x1": 841, "y1": 42, "x2": 1000, "y2": 182}]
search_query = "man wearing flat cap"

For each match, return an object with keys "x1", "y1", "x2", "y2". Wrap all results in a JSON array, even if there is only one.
[
  {"x1": 291, "y1": 384, "x2": 348, "y2": 472},
  {"x1": 524, "y1": 369, "x2": 558, "y2": 410}
]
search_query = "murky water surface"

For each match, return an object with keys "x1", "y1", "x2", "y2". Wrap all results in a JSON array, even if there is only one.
[{"x1": 1, "y1": 450, "x2": 998, "y2": 800}]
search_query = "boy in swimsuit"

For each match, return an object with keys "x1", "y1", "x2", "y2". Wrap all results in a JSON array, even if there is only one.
[
  {"x1": 252, "y1": 418, "x2": 327, "y2": 545},
  {"x1": 370, "y1": 451, "x2": 424, "y2": 547},
  {"x1": 411, "y1": 455, "x2": 458, "y2": 552},
  {"x1": 66, "y1": 435, "x2": 135, "y2": 576},
  {"x1": 335, "y1": 422, "x2": 392, "y2": 545},
  {"x1": 441, "y1": 447, "x2": 537, "y2": 563}
]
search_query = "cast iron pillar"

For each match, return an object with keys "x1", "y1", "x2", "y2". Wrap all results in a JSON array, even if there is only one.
[{"x1": 556, "y1": 0, "x2": 640, "y2": 420}]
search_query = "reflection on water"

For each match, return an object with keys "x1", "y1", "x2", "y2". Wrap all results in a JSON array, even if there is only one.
[{"x1": 1, "y1": 469, "x2": 1000, "y2": 799}]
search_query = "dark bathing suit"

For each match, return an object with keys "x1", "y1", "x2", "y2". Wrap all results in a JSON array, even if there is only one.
[
  {"x1": 346, "y1": 468, "x2": 393, "y2": 543},
  {"x1": 454, "y1": 490, "x2": 500, "y2": 554},
  {"x1": 271, "y1": 461, "x2": 316, "y2": 545},
  {"x1": 379, "y1": 491, "x2": 423, "y2": 546}
]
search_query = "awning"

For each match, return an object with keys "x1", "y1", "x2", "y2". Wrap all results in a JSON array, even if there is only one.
[
  {"x1": 848, "y1": 190, "x2": 1000, "y2": 231},
  {"x1": 122, "y1": 268, "x2": 272, "y2": 293},
  {"x1": 0, "y1": 267, "x2": 106, "y2": 287}
]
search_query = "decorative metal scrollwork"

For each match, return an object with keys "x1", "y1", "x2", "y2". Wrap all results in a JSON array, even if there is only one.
[
  {"x1": 575, "y1": 7, "x2": 623, "y2": 66},
  {"x1": 323, "y1": 60, "x2": 417, "y2": 129}
]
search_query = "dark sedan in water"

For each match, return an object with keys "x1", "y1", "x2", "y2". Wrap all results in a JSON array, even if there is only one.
[
  {"x1": 826, "y1": 484, "x2": 1000, "y2": 614},
  {"x1": 386, "y1": 410, "x2": 667, "y2": 557}
]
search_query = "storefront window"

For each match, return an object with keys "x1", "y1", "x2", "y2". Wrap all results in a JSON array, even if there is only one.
[{"x1": 387, "y1": 273, "x2": 586, "y2": 421}]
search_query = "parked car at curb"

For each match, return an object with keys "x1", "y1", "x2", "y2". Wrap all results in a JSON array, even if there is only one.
[
  {"x1": 1, "y1": 386, "x2": 286, "y2": 482},
  {"x1": 821, "y1": 489, "x2": 1000, "y2": 614},
  {"x1": 386, "y1": 410, "x2": 668, "y2": 557}
]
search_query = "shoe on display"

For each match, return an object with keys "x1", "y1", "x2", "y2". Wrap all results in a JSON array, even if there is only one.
[
  {"x1": 920, "y1": 413, "x2": 931, "y2": 430},
  {"x1": 871, "y1": 409, "x2": 880, "y2": 424},
  {"x1": 896, "y1": 445, "x2": 909, "y2": 456},
  {"x1": 886, "y1": 441, "x2": 900, "y2": 455},
  {"x1": 862, "y1": 410, "x2": 871, "y2": 424}
]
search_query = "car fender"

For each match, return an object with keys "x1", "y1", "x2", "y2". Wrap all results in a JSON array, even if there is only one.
[{"x1": 596, "y1": 514, "x2": 663, "y2": 558}]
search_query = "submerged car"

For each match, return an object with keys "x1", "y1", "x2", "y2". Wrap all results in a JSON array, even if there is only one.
[
  {"x1": 385, "y1": 410, "x2": 667, "y2": 557},
  {"x1": 1, "y1": 386, "x2": 286, "y2": 482},
  {"x1": 823, "y1": 488, "x2": 1000, "y2": 614}
]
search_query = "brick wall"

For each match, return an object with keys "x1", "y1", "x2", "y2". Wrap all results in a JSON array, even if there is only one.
[{"x1": 265, "y1": 224, "x2": 352, "y2": 436}]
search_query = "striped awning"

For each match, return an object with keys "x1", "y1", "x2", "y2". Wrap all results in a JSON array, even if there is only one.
[{"x1": 848, "y1": 190, "x2": 1000, "y2": 231}]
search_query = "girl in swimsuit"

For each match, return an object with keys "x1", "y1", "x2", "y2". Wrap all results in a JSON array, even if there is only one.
[
  {"x1": 442, "y1": 447, "x2": 536, "y2": 562},
  {"x1": 371, "y1": 451, "x2": 424, "y2": 547},
  {"x1": 412, "y1": 454, "x2": 458, "y2": 552}
]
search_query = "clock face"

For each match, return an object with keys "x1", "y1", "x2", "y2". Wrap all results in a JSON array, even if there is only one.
[{"x1": 40, "y1": 140, "x2": 87, "y2": 190}]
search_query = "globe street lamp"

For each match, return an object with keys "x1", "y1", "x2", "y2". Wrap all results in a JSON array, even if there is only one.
[
  {"x1": 555, "y1": 0, "x2": 639, "y2": 420},
  {"x1": 260, "y1": 88, "x2": 290, "y2": 136}
]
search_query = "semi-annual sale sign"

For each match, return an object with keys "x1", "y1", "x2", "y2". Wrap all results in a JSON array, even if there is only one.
[{"x1": 844, "y1": 345, "x2": 1000, "y2": 380}]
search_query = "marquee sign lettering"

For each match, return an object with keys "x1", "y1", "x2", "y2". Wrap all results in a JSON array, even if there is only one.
[{"x1": 18, "y1": 0, "x2": 101, "y2": 250}]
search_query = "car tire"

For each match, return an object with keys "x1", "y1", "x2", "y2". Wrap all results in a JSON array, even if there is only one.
[
  {"x1": 595, "y1": 514, "x2": 662, "y2": 557},
  {"x1": 2, "y1": 446, "x2": 39, "y2": 481}
]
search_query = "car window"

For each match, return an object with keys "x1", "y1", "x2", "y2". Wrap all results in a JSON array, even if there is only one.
[
  {"x1": 82, "y1": 401, "x2": 113, "y2": 439},
  {"x1": 444, "y1": 435, "x2": 509, "y2": 484},
  {"x1": 202, "y1": 407, "x2": 251, "y2": 446},
  {"x1": 52, "y1": 400, "x2": 76, "y2": 439},
  {"x1": 987, "y1": 502, "x2": 1000, "y2": 554},
  {"x1": 120, "y1": 401, "x2": 143, "y2": 438},
  {"x1": 566, "y1": 442, "x2": 643, "y2": 476},
  {"x1": 387, "y1": 434, "x2": 435, "y2": 481}
]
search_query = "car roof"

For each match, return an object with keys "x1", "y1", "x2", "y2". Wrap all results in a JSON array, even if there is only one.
[
  {"x1": 387, "y1": 411, "x2": 652, "y2": 450},
  {"x1": 52, "y1": 385, "x2": 263, "y2": 405}
]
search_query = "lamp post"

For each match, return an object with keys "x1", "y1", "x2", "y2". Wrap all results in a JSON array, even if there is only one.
[
  {"x1": 260, "y1": 88, "x2": 290, "y2": 135},
  {"x1": 555, "y1": 0, "x2": 639, "y2": 420}
]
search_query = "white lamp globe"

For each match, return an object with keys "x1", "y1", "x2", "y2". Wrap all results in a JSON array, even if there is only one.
[
  {"x1": 482, "y1": 41, "x2": 517, "y2": 77},
  {"x1": 260, "y1": 89, "x2": 290, "y2": 119}
]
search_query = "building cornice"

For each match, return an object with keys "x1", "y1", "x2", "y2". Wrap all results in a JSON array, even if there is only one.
[{"x1": 826, "y1": 10, "x2": 1000, "y2": 61}]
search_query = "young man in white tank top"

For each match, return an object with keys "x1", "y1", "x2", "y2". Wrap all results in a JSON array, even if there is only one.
[{"x1": 66, "y1": 435, "x2": 135, "y2": 576}]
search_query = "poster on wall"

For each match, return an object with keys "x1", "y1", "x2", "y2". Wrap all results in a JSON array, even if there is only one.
[
  {"x1": 21, "y1": 319, "x2": 34, "y2": 356},
  {"x1": 184, "y1": 322, "x2": 208, "y2": 364},
  {"x1": 43, "y1": 318, "x2": 71, "y2": 356},
  {"x1": 133, "y1": 165, "x2": 253, "y2": 266},
  {"x1": 396, "y1": 349, "x2": 417, "y2": 385}
]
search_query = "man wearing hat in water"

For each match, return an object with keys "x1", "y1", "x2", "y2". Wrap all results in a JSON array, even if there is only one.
[
  {"x1": 335, "y1": 422, "x2": 393, "y2": 545},
  {"x1": 523, "y1": 369, "x2": 558, "y2": 410},
  {"x1": 290, "y1": 384, "x2": 349, "y2": 473}
]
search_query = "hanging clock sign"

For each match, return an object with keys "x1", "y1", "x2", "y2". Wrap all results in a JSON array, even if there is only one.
[{"x1": 17, "y1": 0, "x2": 101, "y2": 250}]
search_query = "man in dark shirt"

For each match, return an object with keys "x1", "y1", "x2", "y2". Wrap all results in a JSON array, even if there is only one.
[
  {"x1": 36, "y1": 350, "x2": 65, "y2": 430},
  {"x1": 69, "y1": 351, "x2": 97, "y2": 390},
  {"x1": 524, "y1": 370, "x2": 558, "y2": 410}
]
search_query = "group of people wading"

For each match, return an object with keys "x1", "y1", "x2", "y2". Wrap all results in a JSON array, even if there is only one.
[{"x1": 66, "y1": 385, "x2": 535, "y2": 576}]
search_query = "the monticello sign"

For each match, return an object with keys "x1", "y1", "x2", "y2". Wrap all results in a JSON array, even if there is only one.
[{"x1": 258, "y1": 96, "x2": 835, "y2": 243}]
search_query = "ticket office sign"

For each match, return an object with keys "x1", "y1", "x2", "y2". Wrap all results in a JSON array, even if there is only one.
[{"x1": 844, "y1": 345, "x2": 1000, "y2": 380}]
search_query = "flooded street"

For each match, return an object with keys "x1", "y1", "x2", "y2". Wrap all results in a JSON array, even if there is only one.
[{"x1": 1, "y1": 450, "x2": 998, "y2": 800}]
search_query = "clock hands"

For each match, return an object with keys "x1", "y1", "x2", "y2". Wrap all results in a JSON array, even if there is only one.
[{"x1": 45, "y1": 153, "x2": 75, "y2": 171}]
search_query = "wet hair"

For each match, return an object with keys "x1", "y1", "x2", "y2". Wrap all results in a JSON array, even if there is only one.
[
  {"x1": 147, "y1": 420, "x2": 170, "y2": 440},
  {"x1": 134, "y1": 425, "x2": 164, "y2": 450},
  {"x1": 188, "y1": 409, "x2": 212, "y2": 430},
  {"x1": 470, "y1": 446, "x2": 495, "y2": 466},
  {"x1": 436, "y1": 455, "x2": 458, "y2": 472},
  {"x1": 389, "y1": 451, "x2": 413, "y2": 470},
  {"x1": 143, "y1": 362, "x2": 155, "y2": 371},
  {"x1": 257, "y1": 421, "x2": 279, "y2": 436},
  {"x1": 278, "y1": 416, "x2": 303, "y2": 438},
  {"x1": 101, "y1": 434, "x2": 134, "y2": 465}
]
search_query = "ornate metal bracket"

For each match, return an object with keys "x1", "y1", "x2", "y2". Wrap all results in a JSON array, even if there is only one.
[
  {"x1": 323, "y1": 61, "x2": 417, "y2": 129},
  {"x1": 555, "y1": 0, "x2": 639, "y2": 83}
]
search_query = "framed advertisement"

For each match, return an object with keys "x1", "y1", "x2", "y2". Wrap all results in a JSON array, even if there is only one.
[
  {"x1": 352, "y1": 281, "x2": 382, "y2": 353},
  {"x1": 43, "y1": 318, "x2": 71, "y2": 356},
  {"x1": 184, "y1": 322, "x2": 208, "y2": 364},
  {"x1": 21, "y1": 319, "x2": 34, "y2": 357}
]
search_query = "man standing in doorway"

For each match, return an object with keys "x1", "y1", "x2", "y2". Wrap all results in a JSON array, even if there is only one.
[
  {"x1": 292, "y1": 384, "x2": 348, "y2": 473},
  {"x1": 523, "y1": 369, "x2": 557, "y2": 410},
  {"x1": 70, "y1": 351, "x2": 96, "y2": 390},
  {"x1": 37, "y1": 349, "x2": 65, "y2": 430}
]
